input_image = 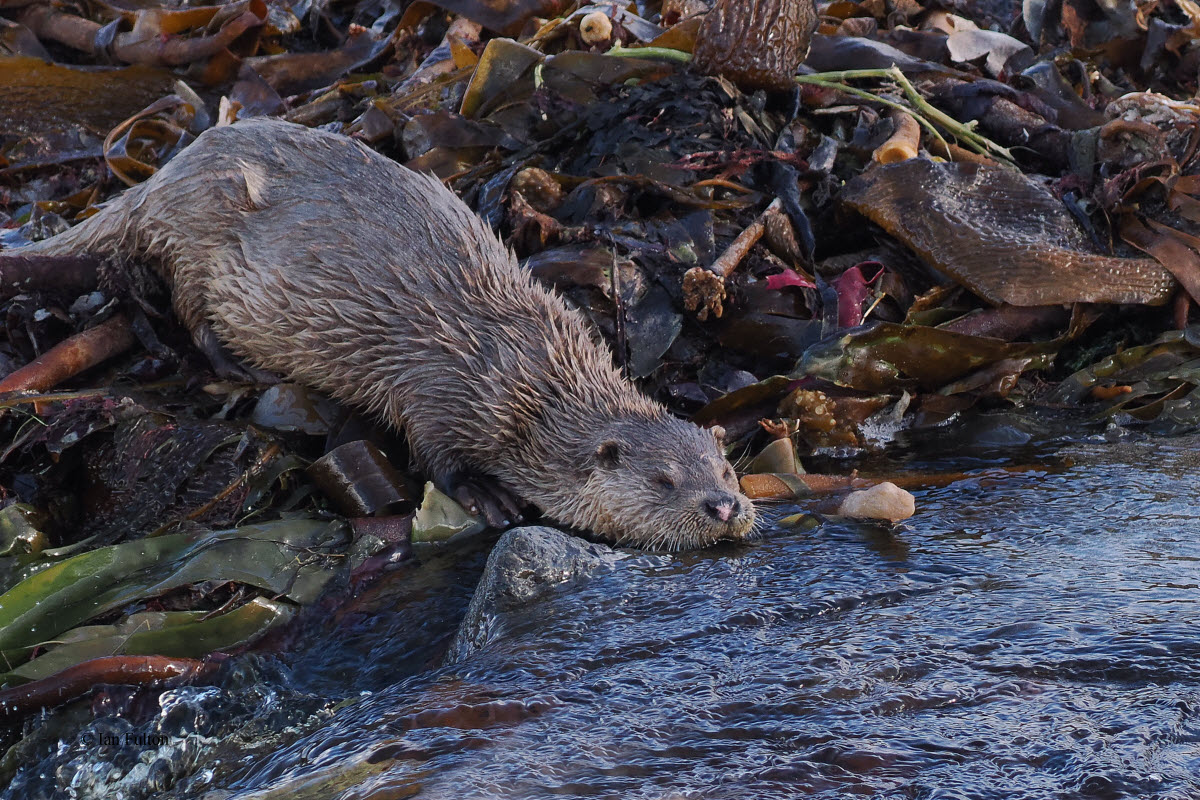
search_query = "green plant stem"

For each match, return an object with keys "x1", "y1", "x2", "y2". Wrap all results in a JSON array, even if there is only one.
[
  {"x1": 792, "y1": 76, "x2": 951, "y2": 156},
  {"x1": 794, "y1": 68, "x2": 1014, "y2": 165},
  {"x1": 795, "y1": 68, "x2": 900, "y2": 81},
  {"x1": 603, "y1": 48, "x2": 1016, "y2": 166},
  {"x1": 885, "y1": 66, "x2": 1014, "y2": 163},
  {"x1": 606, "y1": 44, "x2": 694, "y2": 64}
]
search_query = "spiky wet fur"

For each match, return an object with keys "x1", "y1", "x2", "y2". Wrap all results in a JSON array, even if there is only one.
[{"x1": 16, "y1": 118, "x2": 754, "y2": 549}]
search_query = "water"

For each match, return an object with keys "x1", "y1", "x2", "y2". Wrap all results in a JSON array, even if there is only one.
[{"x1": 6, "y1": 423, "x2": 1200, "y2": 799}]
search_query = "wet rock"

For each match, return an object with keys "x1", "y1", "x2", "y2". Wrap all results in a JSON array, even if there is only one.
[
  {"x1": 445, "y1": 526, "x2": 626, "y2": 663},
  {"x1": 250, "y1": 383, "x2": 339, "y2": 435}
]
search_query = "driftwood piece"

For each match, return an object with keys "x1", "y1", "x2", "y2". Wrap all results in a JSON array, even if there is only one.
[
  {"x1": 683, "y1": 197, "x2": 784, "y2": 320},
  {"x1": 18, "y1": 3, "x2": 265, "y2": 67},
  {"x1": 0, "y1": 314, "x2": 136, "y2": 394}
]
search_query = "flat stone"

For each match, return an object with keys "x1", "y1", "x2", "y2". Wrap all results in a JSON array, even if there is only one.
[{"x1": 837, "y1": 481, "x2": 916, "y2": 522}]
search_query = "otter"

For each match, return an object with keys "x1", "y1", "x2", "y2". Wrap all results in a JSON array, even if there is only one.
[{"x1": 7, "y1": 118, "x2": 755, "y2": 550}]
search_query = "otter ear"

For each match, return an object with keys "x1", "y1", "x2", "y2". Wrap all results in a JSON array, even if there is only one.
[
  {"x1": 595, "y1": 440, "x2": 621, "y2": 468},
  {"x1": 710, "y1": 425, "x2": 727, "y2": 445}
]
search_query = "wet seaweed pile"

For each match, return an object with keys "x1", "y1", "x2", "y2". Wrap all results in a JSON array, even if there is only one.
[{"x1": 1, "y1": 0, "x2": 1200, "y2": 775}]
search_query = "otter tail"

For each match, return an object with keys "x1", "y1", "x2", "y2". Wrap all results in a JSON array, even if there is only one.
[
  {"x1": 11, "y1": 182, "x2": 147, "y2": 259},
  {"x1": 0, "y1": 184, "x2": 148, "y2": 295}
]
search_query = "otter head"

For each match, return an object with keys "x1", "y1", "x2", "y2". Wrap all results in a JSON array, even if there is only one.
[{"x1": 577, "y1": 414, "x2": 756, "y2": 551}]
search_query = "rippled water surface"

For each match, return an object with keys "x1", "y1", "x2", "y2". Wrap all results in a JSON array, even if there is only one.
[{"x1": 8, "y1": 426, "x2": 1200, "y2": 799}]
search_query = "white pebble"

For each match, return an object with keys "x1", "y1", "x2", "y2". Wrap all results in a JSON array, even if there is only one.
[{"x1": 837, "y1": 482, "x2": 915, "y2": 522}]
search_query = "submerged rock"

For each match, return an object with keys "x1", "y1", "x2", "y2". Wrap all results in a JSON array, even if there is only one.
[{"x1": 445, "y1": 526, "x2": 626, "y2": 664}]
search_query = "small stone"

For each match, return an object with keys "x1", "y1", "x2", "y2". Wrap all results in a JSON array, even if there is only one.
[{"x1": 837, "y1": 482, "x2": 915, "y2": 522}]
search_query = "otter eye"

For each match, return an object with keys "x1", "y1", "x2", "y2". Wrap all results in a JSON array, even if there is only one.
[
  {"x1": 724, "y1": 465, "x2": 735, "y2": 481},
  {"x1": 654, "y1": 475, "x2": 676, "y2": 491}
]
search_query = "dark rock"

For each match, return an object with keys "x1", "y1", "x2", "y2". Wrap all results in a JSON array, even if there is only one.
[{"x1": 445, "y1": 526, "x2": 625, "y2": 663}]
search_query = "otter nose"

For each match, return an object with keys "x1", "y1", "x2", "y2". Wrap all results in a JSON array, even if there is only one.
[{"x1": 704, "y1": 492, "x2": 739, "y2": 522}]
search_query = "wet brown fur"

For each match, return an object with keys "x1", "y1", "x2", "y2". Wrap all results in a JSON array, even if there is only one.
[{"x1": 14, "y1": 118, "x2": 755, "y2": 549}]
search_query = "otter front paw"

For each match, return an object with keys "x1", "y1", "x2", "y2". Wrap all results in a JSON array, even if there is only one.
[{"x1": 439, "y1": 472, "x2": 526, "y2": 528}]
